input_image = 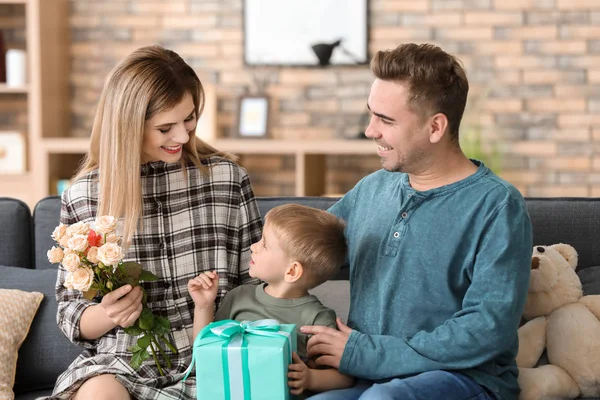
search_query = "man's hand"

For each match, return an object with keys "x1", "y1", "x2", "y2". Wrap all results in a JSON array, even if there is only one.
[
  {"x1": 288, "y1": 352, "x2": 313, "y2": 395},
  {"x1": 301, "y1": 317, "x2": 353, "y2": 369},
  {"x1": 187, "y1": 270, "x2": 219, "y2": 309}
]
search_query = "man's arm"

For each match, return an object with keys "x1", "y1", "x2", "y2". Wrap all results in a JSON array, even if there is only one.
[{"x1": 307, "y1": 199, "x2": 533, "y2": 380}]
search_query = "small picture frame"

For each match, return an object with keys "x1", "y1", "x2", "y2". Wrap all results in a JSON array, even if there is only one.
[
  {"x1": 0, "y1": 131, "x2": 25, "y2": 174},
  {"x1": 236, "y1": 96, "x2": 270, "y2": 138}
]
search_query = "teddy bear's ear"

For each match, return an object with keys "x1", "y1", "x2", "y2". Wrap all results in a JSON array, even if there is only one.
[{"x1": 550, "y1": 243, "x2": 578, "y2": 269}]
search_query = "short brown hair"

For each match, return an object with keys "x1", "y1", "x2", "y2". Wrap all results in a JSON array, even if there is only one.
[
  {"x1": 370, "y1": 43, "x2": 469, "y2": 142},
  {"x1": 265, "y1": 204, "x2": 347, "y2": 287}
]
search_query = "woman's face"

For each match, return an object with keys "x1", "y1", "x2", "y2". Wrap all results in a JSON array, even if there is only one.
[{"x1": 141, "y1": 92, "x2": 197, "y2": 164}]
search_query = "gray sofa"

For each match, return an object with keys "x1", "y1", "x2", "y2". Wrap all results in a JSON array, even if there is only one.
[{"x1": 2, "y1": 195, "x2": 600, "y2": 400}]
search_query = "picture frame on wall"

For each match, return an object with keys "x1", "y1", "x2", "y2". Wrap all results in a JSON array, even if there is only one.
[
  {"x1": 0, "y1": 131, "x2": 25, "y2": 174},
  {"x1": 243, "y1": 0, "x2": 369, "y2": 67},
  {"x1": 236, "y1": 96, "x2": 270, "y2": 138}
]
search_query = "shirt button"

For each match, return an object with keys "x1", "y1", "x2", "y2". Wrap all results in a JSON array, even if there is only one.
[
  {"x1": 162, "y1": 281, "x2": 170, "y2": 288},
  {"x1": 393, "y1": 232, "x2": 400, "y2": 238},
  {"x1": 401, "y1": 212, "x2": 408, "y2": 218}
]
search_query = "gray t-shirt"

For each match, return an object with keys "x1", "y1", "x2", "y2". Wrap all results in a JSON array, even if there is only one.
[{"x1": 215, "y1": 283, "x2": 337, "y2": 359}]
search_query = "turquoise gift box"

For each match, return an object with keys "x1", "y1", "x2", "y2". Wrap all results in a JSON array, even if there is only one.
[{"x1": 184, "y1": 319, "x2": 297, "y2": 400}]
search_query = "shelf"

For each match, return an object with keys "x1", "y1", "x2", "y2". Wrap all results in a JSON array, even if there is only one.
[
  {"x1": 43, "y1": 137, "x2": 88, "y2": 153},
  {"x1": 212, "y1": 138, "x2": 376, "y2": 155},
  {"x1": 0, "y1": 172, "x2": 30, "y2": 180},
  {"x1": 0, "y1": 84, "x2": 28, "y2": 94}
]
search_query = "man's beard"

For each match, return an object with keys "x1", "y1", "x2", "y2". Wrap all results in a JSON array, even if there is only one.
[{"x1": 381, "y1": 149, "x2": 426, "y2": 173}]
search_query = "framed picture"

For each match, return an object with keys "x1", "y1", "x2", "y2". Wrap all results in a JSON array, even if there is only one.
[
  {"x1": 236, "y1": 96, "x2": 270, "y2": 138},
  {"x1": 0, "y1": 132, "x2": 25, "y2": 174},
  {"x1": 243, "y1": 0, "x2": 369, "y2": 67}
]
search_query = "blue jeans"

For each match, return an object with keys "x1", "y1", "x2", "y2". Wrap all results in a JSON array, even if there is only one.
[{"x1": 306, "y1": 370, "x2": 497, "y2": 400}]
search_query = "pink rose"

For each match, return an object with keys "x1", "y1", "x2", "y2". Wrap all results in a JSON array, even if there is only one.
[
  {"x1": 105, "y1": 233, "x2": 120, "y2": 244},
  {"x1": 59, "y1": 235, "x2": 70, "y2": 248},
  {"x1": 62, "y1": 253, "x2": 81, "y2": 272},
  {"x1": 94, "y1": 216, "x2": 118, "y2": 235},
  {"x1": 63, "y1": 272, "x2": 74, "y2": 290},
  {"x1": 97, "y1": 243, "x2": 124, "y2": 266},
  {"x1": 70, "y1": 266, "x2": 94, "y2": 292},
  {"x1": 47, "y1": 246, "x2": 64, "y2": 264},
  {"x1": 67, "y1": 234, "x2": 89, "y2": 253},
  {"x1": 87, "y1": 246, "x2": 99, "y2": 264},
  {"x1": 66, "y1": 221, "x2": 90, "y2": 238},
  {"x1": 51, "y1": 224, "x2": 67, "y2": 242}
]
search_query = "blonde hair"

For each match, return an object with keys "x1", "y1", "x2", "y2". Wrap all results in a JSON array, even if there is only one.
[
  {"x1": 74, "y1": 45, "x2": 232, "y2": 245},
  {"x1": 265, "y1": 204, "x2": 347, "y2": 287}
]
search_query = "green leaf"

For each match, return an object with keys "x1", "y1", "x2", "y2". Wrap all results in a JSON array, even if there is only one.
[
  {"x1": 127, "y1": 344, "x2": 142, "y2": 353},
  {"x1": 82, "y1": 289, "x2": 98, "y2": 301},
  {"x1": 122, "y1": 262, "x2": 143, "y2": 280},
  {"x1": 138, "y1": 270, "x2": 159, "y2": 282},
  {"x1": 154, "y1": 316, "x2": 171, "y2": 336},
  {"x1": 130, "y1": 348, "x2": 149, "y2": 370},
  {"x1": 124, "y1": 323, "x2": 143, "y2": 336},
  {"x1": 137, "y1": 334, "x2": 151, "y2": 349},
  {"x1": 138, "y1": 307, "x2": 155, "y2": 330}
]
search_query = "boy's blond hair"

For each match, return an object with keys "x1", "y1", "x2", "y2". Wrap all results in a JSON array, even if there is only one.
[{"x1": 264, "y1": 204, "x2": 347, "y2": 287}]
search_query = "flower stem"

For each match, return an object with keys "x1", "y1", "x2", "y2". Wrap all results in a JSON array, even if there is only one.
[
  {"x1": 151, "y1": 335, "x2": 172, "y2": 369},
  {"x1": 148, "y1": 341, "x2": 164, "y2": 376},
  {"x1": 160, "y1": 334, "x2": 178, "y2": 354}
]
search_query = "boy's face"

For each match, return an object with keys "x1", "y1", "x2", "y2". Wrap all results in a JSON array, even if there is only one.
[{"x1": 249, "y1": 223, "x2": 291, "y2": 283}]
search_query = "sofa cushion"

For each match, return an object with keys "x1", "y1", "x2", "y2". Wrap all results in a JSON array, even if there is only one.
[
  {"x1": 309, "y1": 280, "x2": 350, "y2": 324},
  {"x1": 0, "y1": 198, "x2": 32, "y2": 269},
  {"x1": 526, "y1": 198, "x2": 600, "y2": 271},
  {"x1": 1, "y1": 265, "x2": 82, "y2": 394},
  {"x1": 33, "y1": 196, "x2": 61, "y2": 270},
  {"x1": 579, "y1": 266, "x2": 600, "y2": 296},
  {"x1": 0, "y1": 289, "x2": 43, "y2": 400}
]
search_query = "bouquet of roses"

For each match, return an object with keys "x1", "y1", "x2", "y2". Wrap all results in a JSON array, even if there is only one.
[{"x1": 47, "y1": 216, "x2": 177, "y2": 375}]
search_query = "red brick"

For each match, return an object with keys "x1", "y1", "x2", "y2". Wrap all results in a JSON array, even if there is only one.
[
  {"x1": 510, "y1": 141, "x2": 557, "y2": 156},
  {"x1": 527, "y1": 98, "x2": 586, "y2": 112},
  {"x1": 464, "y1": 12, "x2": 523, "y2": 25},
  {"x1": 557, "y1": 0, "x2": 600, "y2": 9}
]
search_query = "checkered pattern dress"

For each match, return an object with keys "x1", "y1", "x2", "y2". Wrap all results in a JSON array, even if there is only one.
[{"x1": 47, "y1": 158, "x2": 263, "y2": 399}]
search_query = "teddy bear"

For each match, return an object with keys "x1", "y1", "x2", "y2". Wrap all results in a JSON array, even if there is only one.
[{"x1": 516, "y1": 243, "x2": 600, "y2": 399}]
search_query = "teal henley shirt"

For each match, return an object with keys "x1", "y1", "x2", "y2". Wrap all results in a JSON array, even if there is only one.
[{"x1": 329, "y1": 161, "x2": 532, "y2": 400}]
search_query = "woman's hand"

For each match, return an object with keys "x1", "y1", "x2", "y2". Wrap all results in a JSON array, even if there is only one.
[
  {"x1": 100, "y1": 285, "x2": 143, "y2": 328},
  {"x1": 288, "y1": 352, "x2": 313, "y2": 395},
  {"x1": 188, "y1": 270, "x2": 219, "y2": 309}
]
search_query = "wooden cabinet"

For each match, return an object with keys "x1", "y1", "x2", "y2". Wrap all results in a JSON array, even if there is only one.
[
  {"x1": 39, "y1": 138, "x2": 379, "y2": 197},
  {"x1": 0, "y1": 0, "x2": 69, "y2": 209}
]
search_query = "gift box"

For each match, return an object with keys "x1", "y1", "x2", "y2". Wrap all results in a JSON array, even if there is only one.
[{"x1": 185, "y1": 319, "x2": 297, "y2": 400}]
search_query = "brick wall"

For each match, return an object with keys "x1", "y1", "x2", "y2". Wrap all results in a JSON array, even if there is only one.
[{"x1": 65, "y1": 0, "x2": 600, "y2": 196}]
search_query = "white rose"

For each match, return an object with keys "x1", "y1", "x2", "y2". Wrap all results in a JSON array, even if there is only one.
[
  {"x1": 51, "y1": 224, "x2": 67, "y2": 242},
  {"x1": 71, "y1": 266, "x2": 95, "y2": 292},
  {"x1": 66, "y1": 221, "x2": 90, "y2": 238},
  {"x1": 97, "y1": 243, "x2": 124, "y2": 266},
  {"x1": 67, "y1": 234, "x2": 89, "y2": 253},
  {"x1": 62, "y1": 253, "x2": 81, "y2": 272},
  {"x1": 47, "y1": 246, "x2": 64, "y2": 264},
  {"x1": 63, "y1": 272, "x2": 74, "y2": 290},
  {"x1": 87, "y1": 246, "x2": 99, "y2": 264},
  {"x1": 94, "y1": 216, "x2": 118, "y2": 235},
  {"x1": 105, "y1": 232, "x2": 120, "y2": 244}
]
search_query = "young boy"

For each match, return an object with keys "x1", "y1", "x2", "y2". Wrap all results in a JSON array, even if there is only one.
[{"x1": 188, "y1": 203, "x2": 355, "y2": 397}]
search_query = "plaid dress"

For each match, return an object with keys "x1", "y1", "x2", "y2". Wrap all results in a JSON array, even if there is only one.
[{"x1": 47, "y1": 157, "x2": 263, "y2": 399}]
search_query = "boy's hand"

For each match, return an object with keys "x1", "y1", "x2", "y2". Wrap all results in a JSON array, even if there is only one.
[
  {"x1": 288, "y1": 352, "x2": 312, "y2": 395},
  {"x1": 188, "y1": 270, "x2": 219, "y2": 309}
]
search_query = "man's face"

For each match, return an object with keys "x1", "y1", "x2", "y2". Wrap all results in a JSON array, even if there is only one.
[{"x1": 365, "y1": 79, "x2": 431, "y2": 173}]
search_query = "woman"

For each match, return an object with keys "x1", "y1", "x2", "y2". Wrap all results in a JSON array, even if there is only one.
[{"x1": 50, "y1": 45, "x2": 262, "y2": 399}]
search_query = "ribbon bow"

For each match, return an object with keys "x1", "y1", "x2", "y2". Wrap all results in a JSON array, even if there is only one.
[{"x1": 183, "y1": 319, "x2": 293, "y2": 395}]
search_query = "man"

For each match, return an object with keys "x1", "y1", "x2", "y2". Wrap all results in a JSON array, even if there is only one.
[{"x1": 302, "y1": 43, "x2": 532, "y2": 400}]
